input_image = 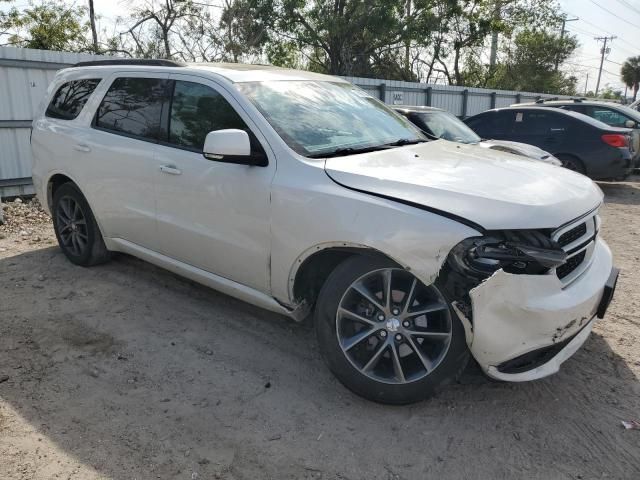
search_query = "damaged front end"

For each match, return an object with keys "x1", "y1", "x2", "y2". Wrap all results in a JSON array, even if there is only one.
[
  {"x1": 440, "y1": 229, "x2": 566, "y2": 321},
  {"x1": 438, "y1": 211, "x2": 616, "y2": 381}
]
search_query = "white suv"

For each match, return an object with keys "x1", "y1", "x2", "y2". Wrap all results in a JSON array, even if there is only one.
[{"x1": 31, "y1": 60, "x2": 618, "y2": 404}]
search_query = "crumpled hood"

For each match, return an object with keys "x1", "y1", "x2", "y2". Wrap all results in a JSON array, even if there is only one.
[{"x1": 324, "y1": 140, "x2": 602, "y2": 231}]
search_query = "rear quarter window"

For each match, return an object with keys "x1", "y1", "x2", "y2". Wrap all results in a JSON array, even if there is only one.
[
  {"x1": 95, "y1": 77, "x2": 169, "y2": 141},
  {"x1": 45, "y1": 79, "x2": 101, "y2": 120}
]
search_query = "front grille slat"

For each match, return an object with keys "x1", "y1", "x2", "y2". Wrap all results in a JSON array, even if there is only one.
[
  {"x1": 557, "y1": 223, "x2": 587, "y2": 247},
  {"x1": 556, "y1": 250, "x2": 586, "y2": 279},
  {"x1": 552, "y1": 211, "x2": 599, "y2": 285}
]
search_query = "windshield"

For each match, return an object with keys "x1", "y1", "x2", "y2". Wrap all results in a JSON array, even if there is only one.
[
  {"x1": 236, "y1": 81, "x2": 425, "y2": 157},
  {"x1": 411, "y1": 111, "x2": 481, "y2": 144}
]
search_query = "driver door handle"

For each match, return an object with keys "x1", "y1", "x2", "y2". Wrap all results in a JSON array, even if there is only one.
[{"x1": 160, "y1": 165, "x2": 182, "y2": 175}]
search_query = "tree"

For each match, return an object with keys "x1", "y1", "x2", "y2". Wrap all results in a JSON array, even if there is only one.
[
  {"x1": 621, "y1": 56, "x2": 640, "y2": 102},
  {"x1": 266, "y1": 0, "x2": 408, "y2": 77},
  {"x1": 122, "y1": 0, "x2": 205, "y2": 59},
  {"x1": 0, "y1": 0, "x2": 89, "y2": 51},
  {"x1": 462, "y1": 28, "x2": 578, "y2": 94},
  {"x1": 600, "y1": 86, "x2": 622, "y2": 100}
]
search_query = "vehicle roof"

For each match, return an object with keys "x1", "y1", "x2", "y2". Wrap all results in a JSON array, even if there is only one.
[
  {"x1": 64, "y1": 61, "x2": 348, "y2": 84},
  {"x1": 472, "y1": 106, "x2": 632, "y2": 132},
  {"x1": 515, "y1": 99, "x2": 640, "y2": 120},
  {"x1": 517, "y1": 99, "x2": 624, "y2": 108},
  {"x1": 393, "y1": 105, "x2": 445, "y2": 114}
]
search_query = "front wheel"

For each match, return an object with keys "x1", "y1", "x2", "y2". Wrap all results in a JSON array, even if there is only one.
[{"x1": 315, "y1": 255, "x2": 469, "y2": 404}]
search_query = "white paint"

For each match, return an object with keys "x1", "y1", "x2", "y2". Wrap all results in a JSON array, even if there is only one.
[
  {"x1": 203, "y1": 129, "x2": 251, "y2": 157},
  {"x1": 469, "y1": 238, "x2": 613, "y2": 380},
  {"x1": 324, "y1": 140, "x2": 602, "y2": 230}
]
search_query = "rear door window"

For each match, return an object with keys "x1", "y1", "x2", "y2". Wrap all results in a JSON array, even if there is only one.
[
  {"x1": 585, "y1": 106, "x2": 630, "y2": 128},
  {"x1": 95, "y1": 77, "x2": 169, "y2": 140},
  {"x1": 46, "y1": 79, "x2": 101, "y2": 120},
  {"x1": 168, "y1": 80, "x2": 248, "y2": 151}
]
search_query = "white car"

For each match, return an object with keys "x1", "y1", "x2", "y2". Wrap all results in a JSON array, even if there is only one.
[{"x1": 31, "y1": 60, "x2": 618, "y2": 404}]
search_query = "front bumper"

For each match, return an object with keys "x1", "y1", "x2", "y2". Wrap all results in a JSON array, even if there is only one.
[{"x1": 466, "y1": 237, "x2": 614, "y2": 382}]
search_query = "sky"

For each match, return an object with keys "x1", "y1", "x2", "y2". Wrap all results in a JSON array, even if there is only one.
[
  {"x1": 557, "y1": 0, "x2": 639, "y2": 95},
  {"x1": 3, "y1": 0, "x2": 639, "y2": 95}
]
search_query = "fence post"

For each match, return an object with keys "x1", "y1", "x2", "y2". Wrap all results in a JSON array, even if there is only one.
[
  {"x1": 461, "y1": 89, "x2": 469, "y2": 118},
  {"x1": 425, "y1": 87, "x2": 432, "y2": 106},
  {"x1": 490, "y1": 92, "x2": 497, "y2": 109},
  {"x1": 515, "y1": 93, "x2": 522, "y2": 104},
  {"x1": 379, "y1": 83, "x2": 386, "y2": 102}
]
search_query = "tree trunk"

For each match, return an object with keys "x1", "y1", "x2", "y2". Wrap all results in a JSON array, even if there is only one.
[{"x1": 88, "y1": 0, "x2": 98, "y2": 53}]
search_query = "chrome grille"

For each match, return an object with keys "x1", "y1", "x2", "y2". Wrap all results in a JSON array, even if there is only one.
[{"x1": 551, "y1": 210, "x2": 599, "y2": 286}]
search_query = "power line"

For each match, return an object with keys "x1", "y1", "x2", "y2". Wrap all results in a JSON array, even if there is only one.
[
  {"x1": 565, "y1": 11, "x2": 638, "y2": 51},
  {"x1": 615, "y1": 0, "x2": 640, "y2": 16},
  {"x1": 586, "y1": 0, "x2": 640, "y2": 32}
]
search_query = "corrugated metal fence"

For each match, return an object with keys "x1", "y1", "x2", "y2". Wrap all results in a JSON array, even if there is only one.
[
  {"x1": 0, "y1": 47, "x2": 113, "y2": 196},
  {"x1": 1, "y1": 46, "x2": 569, "y2": 196},
  {"x1": 341, "y1": 76, "x2": 570, "y2": 117}
]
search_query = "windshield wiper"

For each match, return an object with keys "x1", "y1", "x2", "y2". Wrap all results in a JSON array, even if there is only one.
[
  {"x1": 385, "y1": 138, "x2": 427, "y2": 147},
  {"x1": 307, "y1": 144, "x2": 394, "y2": 158}
]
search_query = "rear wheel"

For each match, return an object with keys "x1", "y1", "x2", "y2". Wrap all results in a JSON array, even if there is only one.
[
  {"x1": 557, "y1": 154, "x2": 586, "y2": 175},
  {"x1": 315, "y1": 255, "x2": 469, "y2": 404},
  {"x1": 52, "y1": 183, "x2": 110, "y2": 266}
]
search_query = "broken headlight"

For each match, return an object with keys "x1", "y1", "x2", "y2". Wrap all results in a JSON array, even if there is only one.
[{"x1": 448, "y1": 231, "x2": 567, "y2": 278}]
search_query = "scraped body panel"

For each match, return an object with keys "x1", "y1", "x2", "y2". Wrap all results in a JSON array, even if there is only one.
[{"x1": 467, "y1": 237, "x2": 613, "y2": 381}]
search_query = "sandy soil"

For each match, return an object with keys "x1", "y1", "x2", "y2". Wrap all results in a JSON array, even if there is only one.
[{"x1": 1, "y1": 179, "x2": 639, "y2": 480}]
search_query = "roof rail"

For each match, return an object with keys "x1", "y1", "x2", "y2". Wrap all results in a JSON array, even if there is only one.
[
  {"x1": 571, "y1": 97, "x2": 587, "y2": 102},
  {"x1": 535, "y1": 96, "x2": 558, "y2": 103},
  {"x1": 72, "y1": 59, "x2": 186, "y2": 68}
]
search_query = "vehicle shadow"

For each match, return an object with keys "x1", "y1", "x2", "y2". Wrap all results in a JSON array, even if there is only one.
[
  {"x1": 598, "y1": 176, "x2": 640, "y2": 206},
  {"x1": 1, "y1": 246, "x2": 639, "y2": 480}
]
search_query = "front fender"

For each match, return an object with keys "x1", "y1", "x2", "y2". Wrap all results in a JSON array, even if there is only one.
[{"x1": 270, "y1": 176, "x2": 480, "y2": 307}]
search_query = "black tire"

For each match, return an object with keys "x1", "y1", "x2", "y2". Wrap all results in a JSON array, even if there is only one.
[
  {"x1": 52, "y1": 182, "x2": 111, "y2": 266},
  {"x1": 315, "y1": 255, "x2": 469, "y2": 404},
  {"x1": 557, "y1": 154, "x2": 586, "y2": 175}
]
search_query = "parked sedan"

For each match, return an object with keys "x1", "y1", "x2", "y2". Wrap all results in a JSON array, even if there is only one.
[
  {"x1": 395, "y1": 106, "x2": 561, "y2": 165},
  {"x1": 520, "y1": 99, "x2": 640, "y2": 166},
  {"x1": 464, "y1": 106, "x2": 635, "y2": 179}
]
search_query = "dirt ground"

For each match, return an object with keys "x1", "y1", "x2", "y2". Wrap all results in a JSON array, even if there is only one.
[{"x1": 1, "y1": 179, "x2": 639, "y2": 480}]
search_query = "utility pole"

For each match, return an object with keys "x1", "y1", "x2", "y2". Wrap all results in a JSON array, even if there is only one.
[
  {"x1": 595, "y1": 36, "x2": 616, "y2": 97},
  {"x1": 88, "y1": 0, "x2": 98, "y2": 53},
  {"x1": 584, "y1": 73, "x2": 589, "y2": 96},
  {"x1": 404, "y1": 0, "x2": 411, "y2": 78},
  {"x1": 555, "y1": 16, "x2": 578, "y2": 71}
]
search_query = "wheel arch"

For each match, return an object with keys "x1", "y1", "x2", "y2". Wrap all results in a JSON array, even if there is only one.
[
  {"x1": 288, "y1": 242, "x2": 404, "y2": 311},
  {"x1": 46, "y1": 172, "x2": 76, "y2": 213},
  {"x1": 45, "y1": 172, "x2": 109, "y2": 242},
  {"x1": 554, "y1": 153, "x2": 586, "y2": 174}
]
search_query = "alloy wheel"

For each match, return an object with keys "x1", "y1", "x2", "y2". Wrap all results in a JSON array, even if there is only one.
[
  {"x1": 56, "y1": 195, "x2": 89, "y2": 257},
  {"x1": 336, "y1": 268, "x2": 452, "y2": 385}
]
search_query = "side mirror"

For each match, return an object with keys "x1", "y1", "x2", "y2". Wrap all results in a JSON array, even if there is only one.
[
  {"x1": 624, "y1": 119, "x2": 636, "y2": 129},
  {"x1": 203, "y1": 129, "x2": 266, "y2": 166}
]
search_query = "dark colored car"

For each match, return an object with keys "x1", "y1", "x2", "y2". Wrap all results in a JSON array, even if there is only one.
[
  {"x1": 463, "y1": 106, "x2": 635, "y2": 180},
  {"x1": 519, "y1": 99, "x2": 640, "y2": 167},
  {"x1": 395, "y1": 105, "x2": 562, "y2": 165}
]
